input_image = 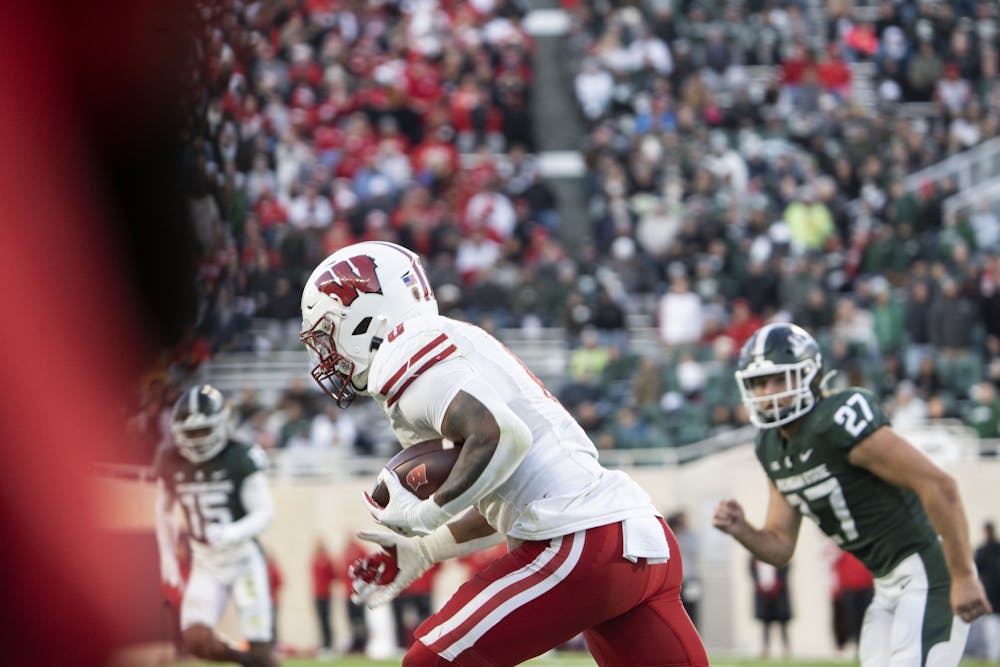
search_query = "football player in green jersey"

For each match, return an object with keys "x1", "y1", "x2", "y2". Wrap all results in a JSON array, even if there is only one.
[
  {"x1": 155, "y1": 385, "x2": 281, "y2": 667},
  {"x1": 712, "y1": 323, "x2": 991, "y2": 666}
]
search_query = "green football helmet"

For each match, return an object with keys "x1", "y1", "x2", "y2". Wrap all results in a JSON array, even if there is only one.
[
  {"x1": 171, "y1": 384, "x2": 230, "y2": 462},
  {"x1": 735, "y1": 323, "x2": 823, "y2": 428}
]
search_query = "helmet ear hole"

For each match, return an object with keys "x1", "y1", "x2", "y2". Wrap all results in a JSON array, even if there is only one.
[{"x1": 352, "y1": 316, "x2": 373, "y2": 335}]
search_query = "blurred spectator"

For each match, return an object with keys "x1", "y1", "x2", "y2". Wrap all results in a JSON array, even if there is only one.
[
  {"x1": 964, "y1": 382, "x2": 1000, "y2": 439},
  {"x1": 889, "y1": 380, "x2": 928, "y2": 429},
  {"x1": 751, "y1": 558, "x2": 792, "y2": 660},
  {"x1": 310, "y1": 401, "x2": 359, "y2": 458},
  {"x1": 830, "y1": 546, "x2": 874, "y2": 657},
  {"x1": 784, "y1": 184, "x2": 835, "y2": 252},
  {"x1": 658, "y1": 271, "x2": 705, "y2": 348},
  {"x1": 591, "y1": 286, "x2": 628, "y2": 347},
  {"x1": 724, "y1": 299, "x2": 764, "y2": 352},
  {"x1": 233, "y1": 406, "x2": 278, "y2": 451},
  {"x1": 311, "y1": 539, "x2": 337, "y2": 659},
  {"x1": 391, "y1": 563, "x2": 442, "y2": 650},
  {"x1": 667, "y1": 511, "x2": 702, "y2": 630},
  {"x1": 575, "y1": 58, "x2": 614, "y2": 120},
  {"x1": 604, "y1": 405, "x2": 656, "y2": 450},
  {"x1": 870, "y1": 278, "x2": 906, "y2": 355},
  {"x1": 843, "y1": 21, "x2": 879, "y2": 62},
  {"x1": 970, "y1": 203, "x2": 1000, "y2": 253},
  {"x1": 337, "y1": 537, "x2": 369, "y2": 654},
  {"x1": 904, "y1": 280, "x2": 935, "y2": 377},
  {"x1": 913, "y1": 355, "x2": 945, "y2": 402},
  {"x1": 703, "y1": 131, "x2": 748, "y2": 197},
  {"x1": 971, "y1": 521, "x2": 1000, "y2": 662},
  {"x1": 908, "y1": 41, "x2": 945, "y2": 101},
  {"x1": 739, "y1": 259, "x2": 782, "y2": 318},
  {"x1": 832, "y1": 297, "x2": 878, "y2": 356},
  {"x1": 873, "y1": 353, "x2": 908, "y2": 403},
  {"x1": 937, "y1": 63, "x2": 973, "y2": 115},
  {"x1": 265, "y1": 548, "x2": 283, "y2": 644},
  {"x1": 928, "y1": 276, "x2": 977, "y2": 355},
  {"x1": 817, "y1": 43, "x2": 852, "y2": 98},
  {"x1": 568, "y1": 327, "x2": 611, "y2": 382}
]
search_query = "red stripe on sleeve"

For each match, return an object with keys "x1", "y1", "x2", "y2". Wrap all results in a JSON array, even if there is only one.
[
  {"x1": 379, "y1": 333, "x2": 449, "y2": 396},
  {"x1": 386, "y1": 344, "x2": 457, "y2": 408}
]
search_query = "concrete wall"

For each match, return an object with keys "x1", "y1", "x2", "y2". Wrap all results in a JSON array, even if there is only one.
[{"x1": 99, "y1": 449, "x2": 1000, "y2": 657}]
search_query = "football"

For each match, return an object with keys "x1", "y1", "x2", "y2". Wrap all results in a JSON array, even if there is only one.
[{"x1": 370, "y1": 438, "x2": 462, "y2": 507}]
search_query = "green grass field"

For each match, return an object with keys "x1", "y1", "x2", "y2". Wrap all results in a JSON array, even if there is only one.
[{"x1": 161, "y1": 654, "x2": 996, "y2": 666}]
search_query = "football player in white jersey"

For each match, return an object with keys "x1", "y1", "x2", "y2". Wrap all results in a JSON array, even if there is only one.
[
  {"x1": 300, "y1": 241, "x2": 707, "y2": 666},
  {"x1": 155, "y1": 384, "x2": 281, "y2": 667}
]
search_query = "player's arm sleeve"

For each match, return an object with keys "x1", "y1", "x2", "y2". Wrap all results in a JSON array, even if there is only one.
[
  {"x1": 225, "y1": 471, "x2": 274, "y2": 543},
  {"x1": 154, "y1": 479, "x2": 180, "y2": 583},
  {"x1": 395, "y1": 360, "x2": 532, "y2": 518}
]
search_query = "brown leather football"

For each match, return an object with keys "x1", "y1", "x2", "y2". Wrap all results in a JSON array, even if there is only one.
[{"x1": 370, "y1": 438, "x2": 462, "y2": 507}]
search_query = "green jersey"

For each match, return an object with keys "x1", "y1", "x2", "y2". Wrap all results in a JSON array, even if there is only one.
[
  {"x1": 154, "y1": 439, "x2": 267, "y2": 545},
  {"x1": 755, "y1": 388, "x2": 938, "y2": 577}
]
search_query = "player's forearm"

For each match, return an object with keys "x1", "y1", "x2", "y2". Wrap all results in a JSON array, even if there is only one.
[
  {"x1": 920, "y1": 473, "x2": 976, "y2": 578},
  {"x1": 425, "y1": 509, "x2": 503, "y2": 562},
  {"x1": 155, "y1": 506, "x2": 177, "y2": 552},
  {"x1": 224, "y1": 506, "x2": 274, "y2": 544},
  {"x1": 225, "y1": 472, "x2": 274, "y2": 544},
  {"x1": 435, "y1": 399, "x2": 531, "y2": 513},
  {"x1": 154, "y1": 488, "x2": 179, "y2": 568},
  {"x1": 436, "y1": 432, "x2": 501, "y2": 504},
  {"x1": 446, "y1": 507, "x2": 501, "y2": 545},
  {"x1": 731, "y1": 525, "x2": 796, "y2": 567}
]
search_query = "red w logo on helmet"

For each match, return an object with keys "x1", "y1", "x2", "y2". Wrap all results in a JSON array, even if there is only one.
[
  {"x1": 314, "y1": 255, "x2": 383, "y2": 306},
  {"x1": 406, "y1": 464, "x2": 428, "y2": 493}
]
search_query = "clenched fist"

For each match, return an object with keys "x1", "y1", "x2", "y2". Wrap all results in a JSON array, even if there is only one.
[{"x1": 712, "y1": 498, "x2": 748, "y2": 537}]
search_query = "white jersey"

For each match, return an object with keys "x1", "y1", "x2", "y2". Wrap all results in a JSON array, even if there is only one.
[{"x1": 366, "y1": 315, "x2": 659, "y2": 540}]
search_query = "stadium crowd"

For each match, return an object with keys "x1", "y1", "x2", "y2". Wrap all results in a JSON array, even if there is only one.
[{"x1": 123, "y1": 0, "x2": 1000, "y2": 467}]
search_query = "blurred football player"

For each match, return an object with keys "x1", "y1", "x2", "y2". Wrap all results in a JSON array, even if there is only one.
[
  {"x1": 299, "y1": 241, "x2": 707, "y2": 666},
  {"x1": 713, "y1": 323, "x2": 990, "y2": 666},
  {"x1": 155, "y1": 384, "x2": 281, "y2": 667}
]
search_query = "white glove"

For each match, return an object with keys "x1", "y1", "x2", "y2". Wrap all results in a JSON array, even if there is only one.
[
  {"x1": 160, "y1": 555, "x2": 181, "y2": 588},
  {"x1": 204, "y1": 523, "x2": 239, "y2": 548},
  {"x1": 349, "y1": 530, "x2": 436, "y2": 608},
  {"x1": 363, "y1": 468, "x2": 451, "y2": 537}
]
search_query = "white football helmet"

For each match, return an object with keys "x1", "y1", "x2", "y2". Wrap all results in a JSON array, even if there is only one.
[
  {"x1": 171, "y1": 384, "x2": 230, "y2": 462},
  {"x1": 300, "y1": 241, "x2": 438, "y2": 407}
]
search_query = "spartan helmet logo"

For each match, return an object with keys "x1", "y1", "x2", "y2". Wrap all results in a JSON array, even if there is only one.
[{"x1": 787, "y1": 329, "x2": 811, "y2": 358}]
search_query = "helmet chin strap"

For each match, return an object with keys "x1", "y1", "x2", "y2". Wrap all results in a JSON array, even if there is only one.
[{"x1": 369, "y1": 316, "x2": 389, "y2": 352}]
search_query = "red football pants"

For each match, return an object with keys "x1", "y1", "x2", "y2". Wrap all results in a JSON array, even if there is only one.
[{"x1": 404, "y1": 518, "x2": 708, "y2": 666}]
